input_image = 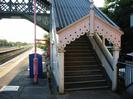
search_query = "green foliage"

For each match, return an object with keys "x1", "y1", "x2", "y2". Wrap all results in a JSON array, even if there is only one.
[
  {"x1": 102, "y1": 0, "x2": 133, "y2": 53},
  {"x1": 0, "y1": 39, "x2": 29, "y2": 47},
  {"x1": 103, "y1": 0, "x2": 133, "y2": 28},
  {"x1": 44, "y1": 33, "x2": 50, "y2": 41},
  {"x1": 37, "y1": 33, "x2": 50, "y2": 51}
]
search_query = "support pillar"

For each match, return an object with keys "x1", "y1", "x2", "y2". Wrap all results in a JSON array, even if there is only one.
[
  {"x1": 102, "y1": 37, "x2": 105, "y2": 45},
  {"x1": 58, "y1": 49, "x2": 65, "y2": 93},
  {"x1": 89, "y1": 0, "x2": 95, "y2": 36},
  {"x1": 112, "y1": 45, "x2": 120, "y2": 91}
]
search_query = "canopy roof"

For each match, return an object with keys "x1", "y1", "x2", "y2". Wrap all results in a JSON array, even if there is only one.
[{"x1": 53, "y1": 0, "x2": 119, "y2": 30}]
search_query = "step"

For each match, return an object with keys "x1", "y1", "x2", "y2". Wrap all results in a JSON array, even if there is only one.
[
  {"x1": 64, "y1": 80, "x2": 108, "y2": 89},
  {"x1": 64, "y1": 75, "x2": 104, "y2": 82},
  {"x1": 66, "y1": 41, "x2": 90, "y2": 44},
  {"x1": 64, "y1": 69, "x2": 102, "y2": 76},
  {"x1": 65, "y1": 61, "x2": 98, "y2": 65},
  {"x1": 65, "y1": 46, "x2": 92, "y2": 49},
  {"x1": 65, "y1": 49, "x2": 94, "y2": 53},
  {"x1": 65, "y1": 60, "x2": 97, "y2": 63},
  {"x1": 64, "y1": 65, "x2": 100, "y2": 71},
  {"x1": 64, "y1": 35, "x2": 110, "y2": 91},
  {"x1": 64, "y1": 86, "x2": 110, "y2": 92},
  {"x1": 65, "y1": 52, "x2": 95, "y2": 56},
  {"x1": 68, "y1": 42, "x2": 91, "y2": 46},
  {"x1": 65, "y1": 59, "x2": 97, "y2": 63},
  {"x1": 75, "y1": 37, "x2": 88, "y2": 40},
  {"x1": 65, "y1": 56, "x2": 96, "y2": 61},
  {"x1": 71, "y1": 40, "x2": 89, "y2": 43}
]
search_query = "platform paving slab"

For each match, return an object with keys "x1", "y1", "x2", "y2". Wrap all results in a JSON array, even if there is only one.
[
  {"x1": 0, "y1": 68, "x2": 123, "y2": 99},
  {"x1": 57, "y1": 90, "x2": 122, "y2": 99}
]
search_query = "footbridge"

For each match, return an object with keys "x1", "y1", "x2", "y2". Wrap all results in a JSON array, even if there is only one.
[{"x1": 0, "y1": 0, "x2": 51, "y2": 31}]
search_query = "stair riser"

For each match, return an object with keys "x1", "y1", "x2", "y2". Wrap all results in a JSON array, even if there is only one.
[
  {"x1": 65, "y1": 46, "x2": 92, "y2": 49},
  {"x1": 64, "y1": 87, "x2": 109, "y2": 92},
  {"x1": 64, "y1": 35, "x2": 109, "y2": 91},
  {"x1": 65, "y1": 60, "x2": 97, "y2": 63},
  {"x1": 65, "y1": 62, "x2": 98, "y2": 66},
  {"x1": 65, "y1": 53, "x2": 95, "y2": 56},
  {"x1": 64, "y1": 81, "x2": 108, "y2": 89},
  {"x1": 64, "y1": 70, "x2": 102, "y2": 76},
  {"x1": 65, "y1": 57, "x2": 96, "y2": 61},
  {"x1": 73, "y1": 38, "x2": 89, "y2": 41},
  {"x1": 64, "y1": 66, "x2": 99, "y2": 71},
  {"x1": 64, "y1": 76, "x2": 104, "y2": 82},
  {"x1": 65, "y1": 50, "x2": 94, "y2": 53},
  {"x1": 67, "y1": 43, "x2": 91, "y2": 46}
]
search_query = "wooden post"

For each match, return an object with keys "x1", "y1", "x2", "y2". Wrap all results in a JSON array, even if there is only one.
[
  {"x1": 89, "y1": 0, "x2": 95, "y2": 36},
  {"x1": 58, "y1": 49, "x2": 65, "y2": 93},
  {"x1": 112, "y1": 45, "x2": 120, "y2": 91},
  {"x1": 102, "y1": 37, "x2": 105, "y2": 45}
]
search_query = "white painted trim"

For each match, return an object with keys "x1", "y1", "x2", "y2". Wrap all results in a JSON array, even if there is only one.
[
  {"x1": 95, "y1": 16, "x2": 122, "y2": 47},
  {"x1": 89, "y1": 34, "x2": 120, "y2": 91},
  {"x1": 88, "y1": 36, "x2": 113, "y2": 81},
  {"x1": 57, "y1": 15, "x2": 90, "y2": 34},
  {"x1": 57, "y1": 16, "x2": 90, "y2": 50},
  {"x1": 58, "y1": 52, "x2": 64, "y2": 93},
  {"x1": 95, "y1": 15, "x2": 124, "y2": 35},
  {"x1": 57, "y1": 14, "x2": 123, "y2": 50},
  {"x1": 89, "y1": 6, "x2": 95, "y2": 36},
  {"x1": 112, "y1": 46, "x2": 120, "y2": 91}
]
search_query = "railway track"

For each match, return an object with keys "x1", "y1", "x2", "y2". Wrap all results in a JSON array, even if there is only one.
[
  {"x1": 0, "y1": 47, "x2": 18, "y2": 53},
  {"x1": 0, "y1": 46, "x2": 32, "y2": 65}
]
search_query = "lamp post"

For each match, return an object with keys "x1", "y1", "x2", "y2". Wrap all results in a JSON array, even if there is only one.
[{"x1": 33, "y1": 0, "x2": 38, "y2": 83}]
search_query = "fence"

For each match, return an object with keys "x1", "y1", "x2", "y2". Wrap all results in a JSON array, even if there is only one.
[
  {"x1": 118, "y1": 53, "x2": 133, "y2": 95},
  {"x1": 125, "y1": 61, "x2": 133, "y2": 94}
]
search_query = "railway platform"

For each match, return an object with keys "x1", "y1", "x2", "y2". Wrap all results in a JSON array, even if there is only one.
[
  {"x1": 0, "y1": 49, "x2": 124, "y2": 99},
  {"x1": 0, "y1": 67, "x2": 123, "y2": 99}
]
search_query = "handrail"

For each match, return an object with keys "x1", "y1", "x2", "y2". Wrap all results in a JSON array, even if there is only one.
[
  {"x1": 94, "y1": 34, "x2": 114, "y2": 71},
  {"x1": 126, "y1": 82, "x2": 133, "y2": 90},
  {"x1": 118, "y1": 61, "x2": 133, "y2": 67}
]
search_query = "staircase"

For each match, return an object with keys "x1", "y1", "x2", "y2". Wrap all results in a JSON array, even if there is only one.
[{"x1": 64, "y1": 35, "x2": 110, "y2": 91}]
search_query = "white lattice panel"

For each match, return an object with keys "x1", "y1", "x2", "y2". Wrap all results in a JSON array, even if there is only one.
[
  {"x1": 57, "y1": 15, "x2": 90, "y2": 50},
  {"x1": 57, "y1": 15, "x2": 123, "y2": 50},
  {"x1": 94, "y1": 15, "x2": 122, "y2": 47}
]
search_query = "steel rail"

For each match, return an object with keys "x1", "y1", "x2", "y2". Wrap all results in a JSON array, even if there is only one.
[{"x1": 0, "y1": 47, "x2": 32, "y2": 65}]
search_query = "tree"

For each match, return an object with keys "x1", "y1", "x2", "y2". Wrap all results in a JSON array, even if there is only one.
[
  {"x1": 0, "y1": 39, "x2": 8, "y2": 46},
  {"x1": 0, "y1": 39, "x2": 28, "y2": 47},
  {"x1": 37, "y1": 34, "x2": 50, "y2": 50},
  {"x1": 102, "y1": 0, "x2": 133, "y2": 53}
]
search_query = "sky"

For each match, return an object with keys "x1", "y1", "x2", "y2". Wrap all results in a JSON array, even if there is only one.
[
  {"x1": 94, "y1": 0, "x2": 105, "y2": 7},
  {"x1": 0, "y1": 0, "x2": 104, "y2": 43},
  {"x1": 0, "y1": 19, "x2": 48, "y2": 43}
]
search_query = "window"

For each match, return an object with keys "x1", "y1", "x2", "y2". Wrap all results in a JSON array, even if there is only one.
[{"x1": 130, "y1": 14, "x2": 133, "y2": 27}]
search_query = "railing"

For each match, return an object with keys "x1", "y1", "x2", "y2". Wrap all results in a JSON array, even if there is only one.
[
  {"x1": 88, "y1": 33, "x2": 114, "y2": 83},
  {"x1": 0, "y1": 0, "x2": 50, "y2": 15},
  {"x1": 94, "y1": 34, "x2": 114, "y2": 70},
  {"x1": 118, "y1": 59, "x2": 133, "y2": 94}
]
